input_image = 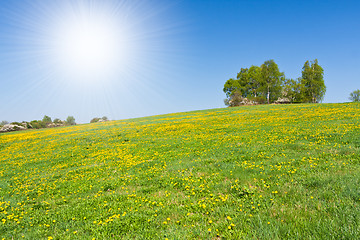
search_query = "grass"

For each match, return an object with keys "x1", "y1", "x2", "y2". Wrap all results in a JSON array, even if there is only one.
[{"x1": 0, "y1": 103, "x2": 359, "y2": 239}]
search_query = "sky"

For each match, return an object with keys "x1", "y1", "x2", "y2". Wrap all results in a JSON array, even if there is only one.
[{"x1": 0, "y1": 0, "x2": 359, "y2": 123}]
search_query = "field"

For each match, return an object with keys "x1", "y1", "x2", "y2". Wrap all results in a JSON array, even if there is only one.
[{"x1": 1, "y1": 103, "x2": 360, "y2": 239}]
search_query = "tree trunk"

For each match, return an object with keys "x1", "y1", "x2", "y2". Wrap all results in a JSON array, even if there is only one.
[{"x1": 267, "y1": 86, "x2": 270, "y2": 104}]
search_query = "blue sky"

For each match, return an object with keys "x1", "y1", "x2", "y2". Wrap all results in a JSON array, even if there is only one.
[{"x1": 0, "y1": 0, "x2": 359, "y2": 123}]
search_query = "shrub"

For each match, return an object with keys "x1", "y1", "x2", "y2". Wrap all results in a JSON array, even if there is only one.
[
  {"x1": 248, "y1": 96, "x2": 267, "y2": 104},
  {"x1": 53, "y1": 118, "x2": 62, "y2": 124},
  {"x1": 30, "y1": 120, "x2": 46, "y2": 129},
  {"x1": 66, "y1": 116, "x2": 76, "y2": 126},
  {"x1": 90, "y1": 117, "x2": 101, "y2": 123}
]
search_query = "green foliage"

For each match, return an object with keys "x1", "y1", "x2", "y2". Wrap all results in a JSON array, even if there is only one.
[
  {"x1": 10, "y1": 122, "x2": 22, "y2": 126},
  {"x1": 223, "y1": 78, "x2": 240, "y2": 98},
  {"x1": 30, "y1": 120, "x2": 46, "y2": 129},
  {"x1": 281, "y1": 78, "x2": 304, "y2": 103},
  {"x1": 66, "y1": 116, "x2": 76, "y2": 125},
  {"x1": 225, "y1": 90, "x2": 243, "y2": 107},
  {"x1": 223, "y1": 60, "x2": 285, "y2": 106},
  {"x1": 42, "y1": 115, "x2": 52, "y2": 124},
  {"x1": 248, "y1": 96, "x2": 267, "y2": 104},
  {"x1": 224, "y1": 59, "x2": 326, "y2": 106},
  {"x1": 90, "y1": 116, "x2": 109, "y2": 123},
  {"x1": 90, "y1": 117, "x2": 101, "y2": 123},
  {"x1": 260, "y1": 59, "x2": 284, "y2": 104},
  {"x1": 300, "y1": 59, "x2": 326, "y2": 103},
  {"x1": 349, "y1": 89, "x2": 360, "y2": 102},
  {"x1": 53, "y1": 118, "x2": 62, "y2": 124}
]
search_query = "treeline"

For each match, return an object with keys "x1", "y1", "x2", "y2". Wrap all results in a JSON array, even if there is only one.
[
  {"x1": 0, "y1": 115, "x2": 76, "y2": 133},
  {"x1": 223, "y1": 59, "x2": 326, "y2": 106}
]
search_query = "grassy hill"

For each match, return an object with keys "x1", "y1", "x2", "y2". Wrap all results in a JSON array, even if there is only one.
[{"x1": 1, "y1": 103, "x2": 359, "y2": 239}]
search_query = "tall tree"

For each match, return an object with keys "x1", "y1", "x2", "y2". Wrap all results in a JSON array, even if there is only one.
[
  {"x1": 223, "y1": 78, "x2": 240, "y2": 98},
  {"x1": 300, "y1": 59, "x2": 326, "y2": 103},
  {"x1": 223, "y1": 68, "x2": 250, "y2": 98},
  {"x1": 260, "y1": 60, "x2": 284, "y2": 104},
  {"x1": 248, "y1": 66, "x2": 262, "y2": 98}
]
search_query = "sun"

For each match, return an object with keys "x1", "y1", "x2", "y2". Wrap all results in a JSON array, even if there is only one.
[
  {"x1": 48, "y1": 3, "x2": 130, "y2": 84},
  {"x1": 57, "y1": 18, "x2": 116, "y2": 74}
]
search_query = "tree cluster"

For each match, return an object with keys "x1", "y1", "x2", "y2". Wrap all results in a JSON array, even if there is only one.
[
  {"x1": 29, "y1": 115, "x2": 76, "y2": 129},
  {"x1": 224, "y1": 59, "x2": 326, "y2": 106},
  {"x1": 0, "y1": 115, "x2": 76, "y2": 133}
]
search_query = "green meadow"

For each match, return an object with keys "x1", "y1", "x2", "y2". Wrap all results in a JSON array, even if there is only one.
[{"x1": 0, "y1": 103, "x2": 359, "y2": 239}]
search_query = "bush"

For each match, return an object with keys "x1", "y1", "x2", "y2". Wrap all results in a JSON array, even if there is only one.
[
  {"x1": 66, "y1": 116, "x2": 76, "y2": 126},
  {"x1": 225, "y1": 91, "x2": 265, "y2": 107},
  {"x1": 30, "y1": 120, "x2": 46, "y2": 129},
  {"x1": 90, "y1": 117, "x2": 101, "y2": 123},
  {"x1": 53, "y1": 118, "x2": 62, "y2": 124},
  {"x1": 248, "y1": 96, "x2": 267, "y2": 104}
]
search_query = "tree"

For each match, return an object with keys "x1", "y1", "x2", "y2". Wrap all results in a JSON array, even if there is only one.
[
  {"x1": 281, "y1": 78, "x2": 304, "y2": 103},
  {"x1": 42, "y1": 115, "x2": 52, "y2": 124},
  {"x1": 260, "y1": 60, "x2": 284, "y2": 104},
  {"x1": 223, "y1": 78, "x2": 241, "y2": 98},
  {"x1": 66, "y1": 116, "x2": 76, "y2": 125},
  {"x1": 349, "y1": 89, "x2": 360, "y2": 102},
  {"x1": 248, "y1": 66, "x2": 262, "y2": 98},
  {"x1": 102, "y1": 116, "x2": 108, "y2": 121},
  {"x1": 300, "y1": 59, "x2": 326, "y2": 103}
]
